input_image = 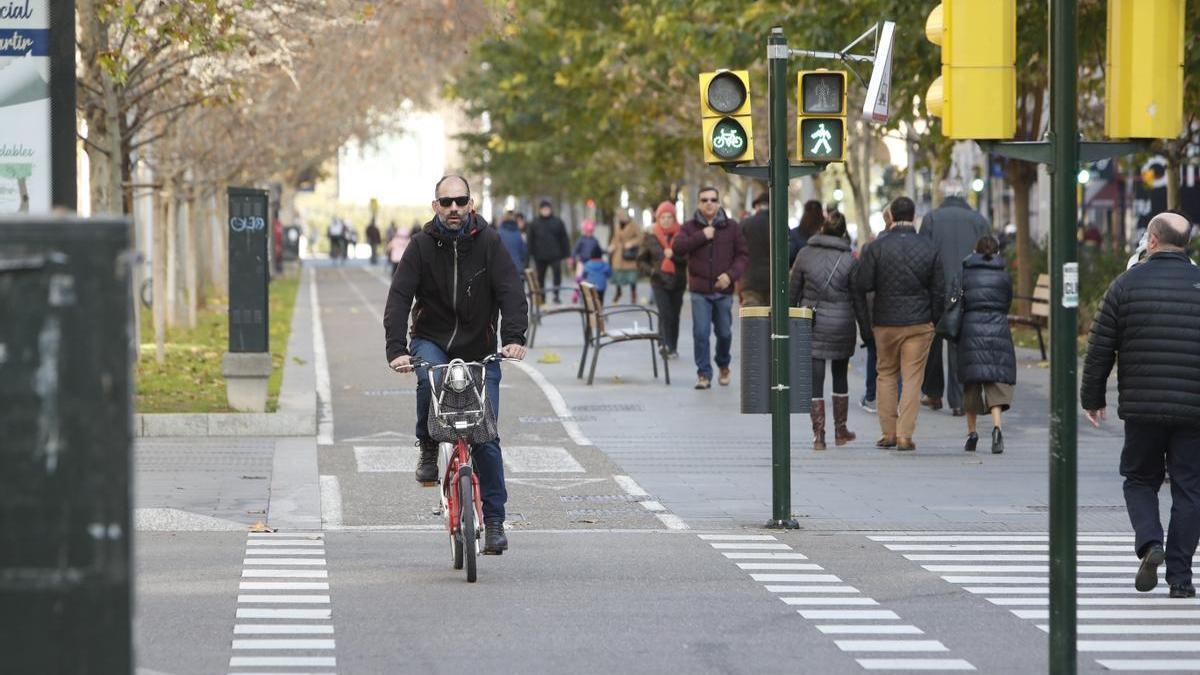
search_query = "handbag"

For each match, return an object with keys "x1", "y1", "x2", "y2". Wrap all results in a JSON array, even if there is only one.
[
  {"x1": 935, "y1": 277, "x2": 964, "y2": 341},
  {"x1": 808, "y1": 256, "x2": 843, "y2": 314},
  {"x1": 622, "y1": 245, "x2": 640, "y2": 261}
]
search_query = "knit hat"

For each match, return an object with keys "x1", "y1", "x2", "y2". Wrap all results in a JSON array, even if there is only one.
[
  {"x1": 580, "y1": 219, "x2": 595, "y2": 235},
  {"x1": 654, "y1": 201, "x2": 676, "y2": 219}
]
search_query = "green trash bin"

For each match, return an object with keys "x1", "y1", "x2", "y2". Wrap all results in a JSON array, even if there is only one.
[
  {"x1": 739, "y1": 306, "x2": 812, "y2": 414},
  {"x1": 0, "y1": 217, "x2": 133, "y2": 674}
]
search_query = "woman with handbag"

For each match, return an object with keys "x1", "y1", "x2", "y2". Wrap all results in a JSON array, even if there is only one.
[
  {"x1": 637, "y1": 202, "x2": 687, "y2": 358},
  {"x1": 955, "y1": 235, "x2": 1016, "y2": 454},
  {"x1": 789, "y1": 212, "x2": 869, "y2": 450},
  {"x1": 609, "y1": 212, "x2": 644, "y2": 304}
]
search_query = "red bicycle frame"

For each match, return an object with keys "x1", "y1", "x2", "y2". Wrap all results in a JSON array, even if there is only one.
[{"x1": 443, "y1": 438, "x2": 482, "y2": 536}]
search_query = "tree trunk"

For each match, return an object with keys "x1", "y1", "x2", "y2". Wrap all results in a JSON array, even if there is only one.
[
  {"x1": 165, "y1": 187, "x2": 178, "y2": 328},
  {"x1": 1010, "y1": 167, "x2": 1035, "y2": 315},
  {"x1": 78, "y1": 1, "x2": 122, "y2": 214},
  {"x1": 152, "y1": 190, "x2": 167, "y2": 364},
  {"x1": 183, "y1": 191, "x2": 198, "y2": 329},
  {"x1": 844, "y1": 120, "x2": 873, "y2": 244}
]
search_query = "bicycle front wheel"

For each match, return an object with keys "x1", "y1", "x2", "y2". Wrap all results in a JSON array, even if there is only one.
[{"x1": 458, "y1": 466, "x2": 477, "y2": 583}]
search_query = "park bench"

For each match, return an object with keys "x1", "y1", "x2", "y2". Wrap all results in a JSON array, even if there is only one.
[
  {"x1": 1008, "y1": 272, "x2": 1050, "y2": 360},
  {"x1": 578, "y1": 282, "x2": 670, "y2": 386},
  {"x1": 524, "y1": 268, "x2": 586, "y2": 348}
]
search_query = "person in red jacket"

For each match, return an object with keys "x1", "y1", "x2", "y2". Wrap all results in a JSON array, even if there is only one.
[{"x1": 673, "y1": 186, "x2": 749, "y2": 389}]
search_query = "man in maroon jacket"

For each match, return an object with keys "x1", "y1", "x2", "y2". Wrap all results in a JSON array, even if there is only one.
[{"x1": 673, "y1": 186, "x2": 749, "y2": 389}]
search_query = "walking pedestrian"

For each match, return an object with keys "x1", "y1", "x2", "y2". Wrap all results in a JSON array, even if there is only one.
[
  {"x1": 328, "y1": 217, "x2": 346, "y2": 264},
  {"x1": 919, "y1": 184, "x2": 992, "y2": 416},
  {"x1": 498, "y1": 211, "x2": 528, "y2": 271},
  {"x1": 1081, "y1": 211, "x2": 1200, "y2": 598},
  {"x1": 527, "y1": 200, "x2": 571, "y2": 303},
  {"x1": 858, "y1": 206, "x2": 894, "y2": 414},
  {"x1": 571, "y1": 219, "x2": 604, "y2": 302},
  {"x1": 790, "y1": 211, "x2": 868, "y2": 450},
  {"x1": 789, "y1": 200, "x2": 824, "y2": 266},
  {"x1": 673, "y1": 186, "x2": 749, "y2": 389},
  {"x1": 854, "y1": 196, "x2": 944, "y2": 451},
  {"x1": 581, "y1": 250, "x2": 612, "y2": 304},
  {"x1": 740, "y1": 192, "x2": 771, "y2": 307},
  {"x1": 366, "y1": 219, "x2": 382, "y2": 265},
  {"x1": 957, "y1": 235, "x2": 1015, "y2": 454},
  {"x1": 638, "y1": 201, "x2": 687, "y2": 359},
  {"x1": 387, "y1": 227, "x2": 410, "y2": 277},
  {"x1": 609, "y1": 212, "x2": 644, "y2": 304}
]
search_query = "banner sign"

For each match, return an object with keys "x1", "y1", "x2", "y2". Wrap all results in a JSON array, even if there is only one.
[{"x1": 0, "y1": 0, "x2": 50, "y2": 214}]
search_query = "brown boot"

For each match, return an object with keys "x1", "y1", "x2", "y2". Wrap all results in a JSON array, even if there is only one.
[
  {"x1": 810, "y1": 399, "x2": 827, "y2": 450},
  {"x1": 832, "y1": 394, "x2": 856, "y2": 446}
]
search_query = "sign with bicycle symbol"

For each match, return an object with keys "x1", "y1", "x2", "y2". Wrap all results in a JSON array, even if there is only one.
[{"x1": 710, "y1": 117, "x2": 749, "y2": 160}]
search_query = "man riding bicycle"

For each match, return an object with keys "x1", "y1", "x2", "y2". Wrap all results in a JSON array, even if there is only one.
[{"x1": 385, "y1": 175, "x2": 529, "y2": 554}]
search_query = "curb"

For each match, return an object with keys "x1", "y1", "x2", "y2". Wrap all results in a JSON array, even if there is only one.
[{"x1": 135, "y1": 268, "x2": 318, "y2": 437}]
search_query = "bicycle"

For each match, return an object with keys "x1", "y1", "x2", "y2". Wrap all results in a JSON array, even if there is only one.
[{"x1": 409, "y1": 353, "x2": 512, "y2": 583}]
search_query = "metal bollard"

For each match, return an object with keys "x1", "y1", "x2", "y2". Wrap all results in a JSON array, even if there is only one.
[{"x1": 739, "y1": 306, "x2": 812, "y2": 414}]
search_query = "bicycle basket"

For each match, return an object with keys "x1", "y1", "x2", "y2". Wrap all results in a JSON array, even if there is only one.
[{"x1": 426, "y1": 362, "x2": 498, "y2": 445}]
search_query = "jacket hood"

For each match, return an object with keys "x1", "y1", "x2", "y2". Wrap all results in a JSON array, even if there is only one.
[
  {"x1": 691, "y1": 208, "x2": 729, "y2": 228},
  {"x1": 425, "y1": 213, "x2": 488, "y2": 242},
  {"x1": 807, "y1": 233, "x2": 851, "y2": 252},
  {"x1": 940, "y1": 195, "x2": 972, "y2": 210},
  {"x1": 963, "y1": 252, "x2": 1005, "y2": 269}
]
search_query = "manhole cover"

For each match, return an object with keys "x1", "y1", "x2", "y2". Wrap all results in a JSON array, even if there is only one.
[{"x1": 567, "y1": 508, "x2": 641, "y2": 518}]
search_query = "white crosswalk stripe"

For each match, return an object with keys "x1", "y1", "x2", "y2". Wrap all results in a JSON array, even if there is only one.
[{"x1": 870, "y1": 530, "x2": 1196, "y2": 672}]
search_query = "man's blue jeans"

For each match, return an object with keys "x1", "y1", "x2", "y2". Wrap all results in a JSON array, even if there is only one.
[
  {"x1": 691, "y1": 293, "x2": 733, "y2": 379},
  {"x1": 411, "y1": 337, "x2": 507, "y2": 523}
]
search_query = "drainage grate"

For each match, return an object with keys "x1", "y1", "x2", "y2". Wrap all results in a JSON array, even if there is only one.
[
  {"x1": 567, "y1": 508, "x2": 642, "y2": 518},
  {"x1": 570, "y1": 403, "x2": 645, "y2": 413},
  {"x1": 518, "y1": 415, "x2": 596, "y2": 424},
  {"x1": 559, "y1": 494, "x2": 644, "y2": 503}
]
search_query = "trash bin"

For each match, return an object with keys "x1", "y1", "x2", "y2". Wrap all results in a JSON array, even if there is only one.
[
  {"x1": 0, "y1": 216, "x2": 133, "y2": 673},
  {"x1": 739, "y1": 306, "x2": 812, "y2": 414}
]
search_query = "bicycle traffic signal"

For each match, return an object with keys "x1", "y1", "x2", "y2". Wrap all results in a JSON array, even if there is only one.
[
  {"x1": 796, "y1": 70, "x2": 847, "y2": 163},
  {"x1": 924, "y1": 1, "x2": 1016, "y2": 139},
  {"x1": 1105, "y1": 0, "x2": 1184, "y2": 139},
  {"x1": 699, "y1": 70, "x2": 754, "y2": 164}
]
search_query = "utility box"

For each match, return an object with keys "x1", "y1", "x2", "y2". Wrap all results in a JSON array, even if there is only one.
[
  {"x1": 224, "y1": 188, "x2": 273, "y2": 411},
  {"x1": 0, "y1": 217, "x2": 133, "y2": 674},
  {"x1": 739, "y1": 307, "x2": 813, "y2": 414}
]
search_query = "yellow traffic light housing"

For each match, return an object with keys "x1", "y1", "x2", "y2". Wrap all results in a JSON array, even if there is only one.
[
  {"x1": 699, "y1": 70, "x2": 754, "y2": 164},
  {"x1": 796, "y1": 70, "x2": 847, "y2": 163},
  {"x1": 1105, "y1": 0, "x2": 1184, "y2": 139},
  {"x1": 924, "y1": 1, "x2": 1016, "y2": 139}
]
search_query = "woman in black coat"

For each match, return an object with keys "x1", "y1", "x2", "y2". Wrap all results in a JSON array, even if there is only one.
[{"x1": 957, "y1": 235, "x2": 1016, "y2": 454}]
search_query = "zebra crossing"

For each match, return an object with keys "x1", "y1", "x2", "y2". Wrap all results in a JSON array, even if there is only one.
[
  {"x1": 228, "y1": 532, "x2": 337, "y2": 675},
  {"x1": 700, "y1": 533, "x2": 977, "y2": 671},
  {"x1": 870, "y1": 531, "x2": 1200, "y2": 672}
]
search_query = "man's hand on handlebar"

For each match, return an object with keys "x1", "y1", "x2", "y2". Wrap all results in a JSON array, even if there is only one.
[
  {"x1": 501, "y1": 343, "x2": 527, "y2": 360},
  {"x1": 390, "y1": 355, "x2": 413, "y2": 374}
]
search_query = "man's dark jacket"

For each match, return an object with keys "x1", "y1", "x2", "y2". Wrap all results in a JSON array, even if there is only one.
[
  {"x1": 740, "y1": 208, "x2": 770, "y2": 298},
  {"x1": 1080, "y1": 251, "x2": 1200, "y2": 426},
  {"x1": 920, "y1": 195, "x2": 991, "y2": 288},
  {"x1": 384, "y1": 214, "x2": 528, "y2": 362},
  {"x1": 526, "y1": 213, "x2": 570, "y2": 263},
  {"x1": 854, "y1": 223, "x2": 945, "y2": 328},
  {"x1": 673, "y1": 209, "x2": 749, "y2": 295}
]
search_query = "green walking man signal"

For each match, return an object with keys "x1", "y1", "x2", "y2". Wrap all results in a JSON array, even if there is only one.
[{"x1": 796, "y1": 70, "x2": 847, "y2": 163}]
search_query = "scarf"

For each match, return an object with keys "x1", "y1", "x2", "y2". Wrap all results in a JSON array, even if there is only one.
[{"x1": 654, "y1": 221, "x2": 681, "y2": 275}]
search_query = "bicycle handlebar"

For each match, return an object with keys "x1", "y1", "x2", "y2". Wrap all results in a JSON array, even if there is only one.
[{"x1": 396, "y1": 353, "x2": 518, "y2": 372}]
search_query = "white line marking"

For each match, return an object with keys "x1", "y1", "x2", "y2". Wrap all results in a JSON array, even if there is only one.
[
  {"x1": 503, "y1": 445, "x2": 585, "y2": 473},
  {"x1": 909, "y1": 554, "x2": 1128, "y2": 563},
  {"x1": 856, "y1": 658, "x2": 976, "y2": 671},
  {"x1": 721, "y1": 552, "x2": 808, "y2": 560},
  {"x1": 783, "y1": 597, "x2": 880, "y2": 606},
  {"x1": 837, "y1": 639, "x2": 948, "y2": 652},
  {"x1": 886, "y1": 544, "x2": 1128, "y2": 552},
  {"x1": 1094, "y1": 660, "x2": 1200, "y2": 671},
  {"x1": 654, "y1": 513, "x2": 689, "y2": 530},
  {"x1": 756, "y1": 574, "x2": 844, "y2": 584},
  {"x1": 711, "y1": 543, "x2": 792, "y2": 550},
  {"x1": 232, "y1": 639, "x2": 336, "y2": 650},
  {"x1": 311, "y1": 270, "x2": 334, "y2": 446},
  {"x1": 247, "y1": 532, "x2": 324, "y2": 538},
  {"x1": 942, "y1": 576, "x2": 1141, "y2": 585},
  {"x1": 245, "y1": 540, "x2": 325, "y2": 547},
  {"x1": 353, "y1": 446, "x2": 413, "y2": 473},
  {"x1": 818, "y1": 625, "x2": 925, "y2": 635},
  {"x1": 991, "y1": 597, "x2": 1200, "y2": 606},
  {"x1": 965, "y1": 586, "x2": 1163, "y2": 595},
  {"x1": 639, "y1": 500, "x2": 666, "y2": 512},
  {"x1": 798, "y1": 609, "x2": 900, "y2": 620},
  {"x1": 870, "y1": 535, "x2": 1131, "y2": 542},
  {"x1": 244, "y1": 549, "x2": 326, "y2": 556},
  {"x1": 750, "y1": 572, "x2": 826, "y2": 580},
  {"x1": 319, "y1": 475, "x2": 343, "y2": 529},
  {"x1": 699, "y1": 534, "x2": 778, "y2": 541},
  {"x1": 511, "y1": 360, "x2": 592, "y2": 446},
  {"x1": 237, "y1": 595, "x2": 330, "y2": 604},
  {"x1": 239, "y1": 582, "x2": 330, "y2": 591},
  {"x1": 1040, "y1": 625, "x2": 1200, "y2": 635},
  {"x1": 235, "y1": 608, "x2": 332, "y2": 619},
  {"x1": 339, "y1": 267, "x2": 385, "y2": 322},
  {"x1": 229, "y1": 656, "x2": 336, "y2": 667},
  {"x1": 763, "y1": 585, "x2": 859, "y2": 593},
  {"x1": 242, "y1": 558, "x2": 327, "y2": 566},
  {"x1": 235, "y1": 624, "x2": 335, "y2": 635},
  {"x1": 737, "y1": 563, "x2": 817, "y2": 570},
  {"x1": 612, "y1": 475, "x2": 649, "y2": 497},
  {"x1": 922, "y1": 565, "x2": 1147, "y2": 573},
  {"x1": 241, "y1": 570, "x2": 328, "y2": 578},
  {"x1": 1014, "y1": 609, "x2": 1200, "y2": 620},
  {"x1": 1079, "y1": 641, "x2": 1200, "y2": 652}
]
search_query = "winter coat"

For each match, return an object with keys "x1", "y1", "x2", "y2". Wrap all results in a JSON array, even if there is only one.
[
  {"x1": 636, "y1": 232, "x2": 688, "y2": 291},
  {"x1": 740, "y1": 208, "x2": 771, "y2": 298},
  {"x1": 582, "y1": 259, "x2": 612, "y2": 292},
  {"x1": 609, "y1": 222, "x2": 645, "y2": 271},
  {"x1": 572, "y1": 235, "x2": 604, "y2": 264},
  {"x1": 920, "y1": 196, "x2": 991, "y2": 288},
  {"x1": 789, "y1": 234, "x2": 866, "y2": 360},
  {"x1": 384, "y1": 214, "x2": 528, "y2": 362},
  {"x1": 854, "y1": 223, "x2": 945, "y2": 329},
  {"x1": 1080, "y1": 251, "x2": 1200, "y2": 426},
  {"x1": 956, "y1": 253, "x2": 1016, "y2": 385},
  {"x1": 673, "y1": 209, "x2": 749, "y2": 295},
  {"x1": 498, "y1": 219, "x2": 528, "y2": 270},
  {"x1": 527, "y1": 214, "x2": 570, "y2": 262}
]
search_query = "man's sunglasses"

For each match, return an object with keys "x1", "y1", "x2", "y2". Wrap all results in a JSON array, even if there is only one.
[
  {"x1": 438, "y1": 196, "x2": 470, "y2": 207},
  {"x1": 699, "y1": 197, "x2": 719, "y2": 203}
]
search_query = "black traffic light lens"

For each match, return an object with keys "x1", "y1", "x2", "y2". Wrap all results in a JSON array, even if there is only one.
[
  {"x1": 710, "y1": 118, "x2": 748, "y2": 159},
  {"x1": 707, "y1": 72, "x2": 747, "y2": 114},
  {"x1": 802, "y1": 73, "x2": 844, "y2": 114}
]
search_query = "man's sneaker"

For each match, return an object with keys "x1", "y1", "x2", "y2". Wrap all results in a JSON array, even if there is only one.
[
  {"x1": 695, "y1": 376, "x2": 711, "y2": 390},
  {"x1": 921, "y1": 395, "x2": 943, "y2": 411},
  {"x1": 483, "y1": 521, "x2": 508, "y2": 555},
  {"x1": 718, "y1": 368, "x2": 732, "y2": 386},
  {"x1": 415, "y1": 439, "x2": 438, "y2": 486},
  {"x1": 1136, "y1": 542, "x2": 1166, "y2": 592},
  {"x1": 859, "y1": 396, "x2": 877, "y2": 413},
  {"x1": 1170, "y1": 583, "x2": 1196, "y2": 598}
]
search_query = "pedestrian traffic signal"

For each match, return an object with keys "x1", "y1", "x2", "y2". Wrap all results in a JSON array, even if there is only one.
[
  {"x1": 1105, "y1": 0, "x2": 1184, "y2": 139},
  {"x1": 924, "y1": 1, "x2": 1016, "y2": 140},
  {"x1": 699, "y1": 70, "x2": 754, "y2": 164},
  {"x1": 796, "y1": 70, "x2": 847, "y2": 163}
]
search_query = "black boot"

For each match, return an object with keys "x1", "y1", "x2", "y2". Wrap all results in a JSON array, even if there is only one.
[
  {"x1": 991, "y1": 427, "x2": 1005, "y2": 454},
  {"x1": 415, "y1": 439, "x2": 438, "y2": 485},
  {"x1": 483, "y1": 521, "x2": 508, "y2": 554}
]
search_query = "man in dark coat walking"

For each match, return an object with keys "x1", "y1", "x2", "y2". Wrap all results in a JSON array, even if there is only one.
[
  {"x1": 526, "y1": 200, "x2": 571, "y2": 303},
  {"x1": 739, "y1": 192, "x2": 771, "y2": 307},
  {"x1": 920, "y1": 186, "x2": 991, "y2": 415},
  {"x1": 1081, "y1": 211, "x2": 1200, "y2": 598}
]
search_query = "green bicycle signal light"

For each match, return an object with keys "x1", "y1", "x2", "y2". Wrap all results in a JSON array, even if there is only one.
[{"x1": 699, "y1": 70, "x2": 754, "y2": 164}]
